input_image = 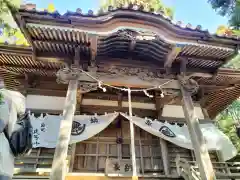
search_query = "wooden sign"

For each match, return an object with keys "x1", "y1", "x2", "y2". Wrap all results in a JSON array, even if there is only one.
[{"x1": 105, "y1": 158, "x2": 140, "y2": 176}]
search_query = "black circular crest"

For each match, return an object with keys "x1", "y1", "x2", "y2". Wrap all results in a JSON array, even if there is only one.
[
  {"x1": 71, "y1": 121, "x2": 86, "y2": 136},
  {"x1": 159, "y1": 126, "x2": 176, "y2": 138}
]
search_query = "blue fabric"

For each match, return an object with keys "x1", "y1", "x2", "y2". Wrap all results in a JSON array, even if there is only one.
[{"x1": 0, "y1": 175, "x2": 11, "y2": 180}]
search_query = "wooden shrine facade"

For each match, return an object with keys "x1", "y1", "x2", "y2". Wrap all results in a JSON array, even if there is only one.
[{"x1": 0, "y1": 3, "x2": 240, "y2": 180}]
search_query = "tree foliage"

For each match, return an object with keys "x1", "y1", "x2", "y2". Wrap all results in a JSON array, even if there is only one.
[
  {"x1": 0, "y1": 27, "x2": 29, "y2": 45},
  {"x1": 224, "y1": 54, "x2": 240, "y2": 69},
  {"x1": 47, "y1": 3, "x2": 56, "y2": 13},
  {"x1": 215, "y1": 25, "x2": 240, "y2": 69},
  {"x1": 0, "y1": 3, "x2": 56, "y2": 46},
  {"x1": 216, "y1": 100, "x2": 240, "y2": 153},
  {"x1": 208, "y1": 0, "x2": 240, "y2": 29},
  {"x1": 99, "y1": 0, "x2": 174, "y2": 19},
  {"x1": 0, "y1": 0, "x2": 21, "y2": 31},
  {"x1": 216, "y1": 25, "x2": 232, "y2": 35}
]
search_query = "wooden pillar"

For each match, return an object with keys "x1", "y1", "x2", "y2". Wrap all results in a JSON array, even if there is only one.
[
  {"x1": 128, "y1": 88, "x2": 138, "y2": 180},
  {"x1": 155, "y1": 94, "x2": 170, "y2": 175},
  {"x1": 159, "y1": 139, "x2": 170, "y2": 175},
  {"x1": 68, "y1": 91, "x2": 82, "y2": 173},
  {"x1": 178, "y1": 76, "x2": 216, "y2": 180},
  {"x1": 50, "y1": 80, "x2": 78, "y2": 180}
]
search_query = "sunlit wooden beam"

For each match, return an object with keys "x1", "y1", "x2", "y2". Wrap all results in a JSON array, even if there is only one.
[{"x1": 164, "y1": 44, "x2": 183, "y2": 68}]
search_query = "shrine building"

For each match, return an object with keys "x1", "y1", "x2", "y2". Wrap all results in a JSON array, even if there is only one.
[{"x1": 0, "y1": 3, "x2": 240, "y2": 180}]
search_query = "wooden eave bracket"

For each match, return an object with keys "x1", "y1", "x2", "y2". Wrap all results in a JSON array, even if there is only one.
[
  {"x1": 164, "y1": 44, "x2": 183, "y2": 68},
  {"x1": 89, "y1": 35, "x2": 98, "y2": 67},
  {"x1": 74, "y1": 46, "x2": 81, "y2": 66}
]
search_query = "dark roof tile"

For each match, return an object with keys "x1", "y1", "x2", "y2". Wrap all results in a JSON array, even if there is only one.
[{"x1": 19, "y1": 3, "x2": 240, "y2": 40}]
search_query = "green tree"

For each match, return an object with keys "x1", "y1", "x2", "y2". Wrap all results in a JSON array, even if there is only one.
[
  {"x1": 0, "y1": 25, "x2": 29, "y2": 46},
  {"x1": 99, "y1": 0, "x2": 174, "y2": 19},
  {"x1": 208, "y1": 0, "x2": 240, "y2": 29},
  {"x1": 224, "y1": 54, "x2": 240, "y2": 69},
  {"x1": 0, "y1": 0, "x2": 21, "y2": 32},
  {"x1": 216, "y1": 100, "x2": 240, "y2": 153}
]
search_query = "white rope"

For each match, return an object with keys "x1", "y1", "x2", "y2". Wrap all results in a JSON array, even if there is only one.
[{"x1": 78, "y1": 68, "x2": 173, "y2": 93}]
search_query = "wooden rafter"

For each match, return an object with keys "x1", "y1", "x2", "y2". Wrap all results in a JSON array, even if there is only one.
[
  {"x1": 14, "y1": 14, "x2": 37, "y2": 61},
  {"x1": 33, "y1": 39, "x2": 90, "y2": 48}
]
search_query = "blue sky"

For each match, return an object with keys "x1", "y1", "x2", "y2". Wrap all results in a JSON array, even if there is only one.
[{"x1": 23, "y1": 0, "x2": 229, "y2": 33}]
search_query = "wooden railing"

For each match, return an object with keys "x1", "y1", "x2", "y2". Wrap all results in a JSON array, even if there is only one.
[
  {"x1": 175, "y1": 155, "x2": 200, "y2": 180},
  {"x1": 176, "y1": 155, "x2": 240, "y2": 180}
]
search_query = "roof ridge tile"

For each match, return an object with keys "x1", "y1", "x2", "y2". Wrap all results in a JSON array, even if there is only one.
[{"x1": 18, "y1": 3, "x2": 240, "y2": 40}]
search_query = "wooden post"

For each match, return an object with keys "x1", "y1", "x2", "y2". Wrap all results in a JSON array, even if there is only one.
[
  {"x1": 155, "y1": 93, "x2": 170, "y2": 175},
  {"x1": 50, "y1": 80, "x2": 78, "y2": 180},
  {"x1": 128, "y1": 88, "x2": 138, "y2": 180},
  {"x1": 179, "y1": 76, "x2": 216, "y2": 180},
  {"x1": 159, "y1": 139, "x2": 170, "y2": 175},
  {"x1": 68, "y1": 143, "x2": 76, "y2": 172}
]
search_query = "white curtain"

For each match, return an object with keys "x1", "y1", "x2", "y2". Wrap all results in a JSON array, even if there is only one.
[
  {"x1": 29, "y1": 112, "x2": 237, "y2": 161},
  {"x1": 30, "y1": 112, "x2": 118, "y2": 148},
  {"x1": 120, "y1": 113, "x2": 237, "y2": 161}
]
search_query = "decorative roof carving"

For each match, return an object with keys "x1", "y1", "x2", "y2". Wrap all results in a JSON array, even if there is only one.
[
  {"x1": 56, "y1": 66, "x2": 98, "y2": 93},
  {"x1": 79, "y1": 82, "x2": 98, "y2": 93},
  {"x1": 108, "y1": 66, "x2": 172, "y2": 81},
  {"x1": 179, "y1": 76, "x2": 199, "y2": 94}
]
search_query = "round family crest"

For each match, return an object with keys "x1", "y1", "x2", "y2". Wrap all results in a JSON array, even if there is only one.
[
  {"x1": 159, "y1": 126, "x2": 176, "y2": 138},
  {"x1": 71, "y1": 121, "x2": 86, "y2": 136}
]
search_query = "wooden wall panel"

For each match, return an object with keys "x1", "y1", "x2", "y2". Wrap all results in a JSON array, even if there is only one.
[
  {"x1": 14, "y1": 148, "x2": 55, "y2": 175},
  {"x1": 73, "y1": 119, "x2": 164, "y2": 175}
]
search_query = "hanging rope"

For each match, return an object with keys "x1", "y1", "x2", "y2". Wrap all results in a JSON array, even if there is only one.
[{"x1": 68, "y1": 65, "x2": 173, "y2": 94}]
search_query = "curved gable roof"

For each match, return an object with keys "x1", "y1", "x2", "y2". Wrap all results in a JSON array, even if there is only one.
[{"x1": 13, "y1": 4, "x2": 240, "y2": 47}]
